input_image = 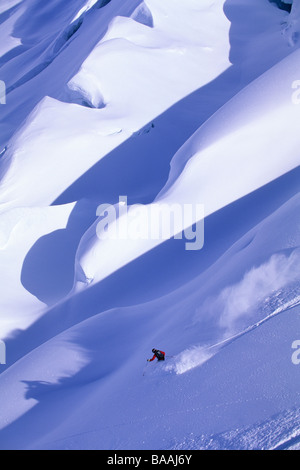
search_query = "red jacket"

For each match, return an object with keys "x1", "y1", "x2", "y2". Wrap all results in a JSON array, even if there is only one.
[{"x1": 149, "y1": 350, "x2": 165, "y2": 361}]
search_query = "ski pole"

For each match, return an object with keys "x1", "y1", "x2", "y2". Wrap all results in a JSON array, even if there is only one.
[{"x1": 142, "y1": 360, "x2": 150, "y2": 376}]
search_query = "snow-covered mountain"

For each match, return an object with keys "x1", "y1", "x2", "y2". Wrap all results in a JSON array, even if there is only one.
[{"x1": 0, "y1": 0, "x2": 299, "y2": 450}]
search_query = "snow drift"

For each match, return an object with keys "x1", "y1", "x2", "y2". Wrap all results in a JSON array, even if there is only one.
[{"x1": 0, "y1": 0, "x2": 299, "y2": 450}]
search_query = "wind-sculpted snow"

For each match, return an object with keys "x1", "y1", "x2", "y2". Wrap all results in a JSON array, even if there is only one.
[
  {"x1": 0, "y1": 0, "x2": 299, "y2": 450},
  {"x1": 282, "y1": 0, "x2": 300, "y2": 45},
  {"x1": 0, "y1": 0, "x2": 143, "y2": 147},
  {"x1": 0, "y1": 0, "x2": 233, "y2": 209},
  {"x1": 0, "y1": 203, "x2": 77, "y2": 338},
  {"x1": 131, "y1": 2, "x2": 154, "y2": 28},
  {"x1": 72, "y1": 47, "x2": 300, "y2": 288}
]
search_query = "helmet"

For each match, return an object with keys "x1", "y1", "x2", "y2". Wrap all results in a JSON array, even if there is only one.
[{"x1": 152, "y1": 348, "x2": 157, "y2": 353}]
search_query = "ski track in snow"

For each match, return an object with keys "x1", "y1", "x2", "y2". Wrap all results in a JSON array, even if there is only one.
[
  {"x1": 165, "y1": 291, "x2": 300, "y2": 376},
  {"x1": 28, "y1": 297, "x2": 300, "y2": 451},
  {"x1": 171, "y1": 407, "x2": 300, "y2": 450}
]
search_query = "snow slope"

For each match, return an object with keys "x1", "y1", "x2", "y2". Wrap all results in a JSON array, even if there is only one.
[
  {"x1": 74, "y1": 44, "x2": 300, "y2": 288},
  {"x1": 0, "y1": 0, "x2": 299, "y2": 450}
]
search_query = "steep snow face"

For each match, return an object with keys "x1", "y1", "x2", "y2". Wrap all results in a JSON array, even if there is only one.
[
  {"x1": 0, "y1": 192, "x2": 299, "y2": 450},
  {"x1": 0, "y1": 0, "x2": 143, "y2": 147},
  {"x1": 0, "y1": 0, "x2": 232, "y2": 210},
  {"x1": 0, "y1": 0, "x2": 293, "y2": 211},
  {"x1": 0, "y1": 203, "x2": 79, "y2": 338},
  {"x1": 0, "y1": 0, "x2": 300, "y2": 451},
  {"x1": 73, "y1": 45, "x2": 300, "y2": 289},
  {"x1": 160, "y1": 47, "x2": 300, "y2": 199}
]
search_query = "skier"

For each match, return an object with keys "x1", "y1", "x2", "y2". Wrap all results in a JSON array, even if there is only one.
[{"x1": 147, "y1": 348, "x2": 165, "y2": 362}]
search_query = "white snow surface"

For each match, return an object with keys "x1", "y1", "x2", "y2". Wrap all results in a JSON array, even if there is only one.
[{"x1": 0, "y1": 0, "x2": 299, "y2": 450}]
